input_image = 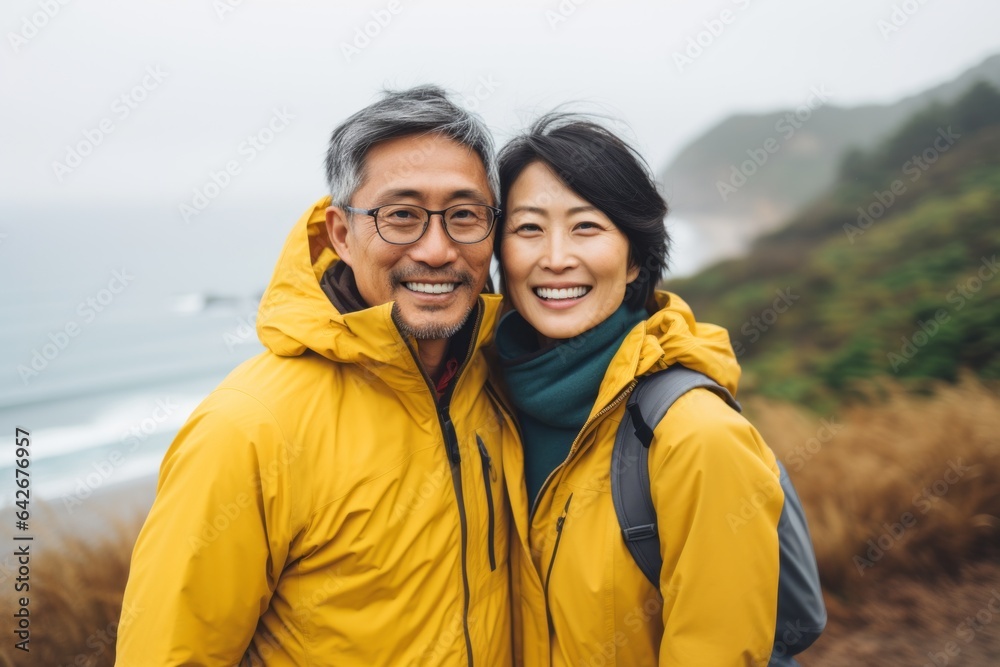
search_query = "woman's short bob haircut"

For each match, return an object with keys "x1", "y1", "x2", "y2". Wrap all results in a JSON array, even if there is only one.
[{"x1": 496, "y1": 113, "x2": 670, "y2": 312}]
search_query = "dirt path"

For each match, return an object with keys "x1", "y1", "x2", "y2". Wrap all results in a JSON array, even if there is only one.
[{"x1": 799, "y1": 561, "x2": 1000, "y2": 666}]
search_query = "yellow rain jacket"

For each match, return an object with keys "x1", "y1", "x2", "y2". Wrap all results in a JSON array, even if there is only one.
[
  {"x1": 117, "y1": 197, "x2": 515, "y2": 666},
  {"x1": 503, "y1": 292, "x2": 783, "y2": 667}
]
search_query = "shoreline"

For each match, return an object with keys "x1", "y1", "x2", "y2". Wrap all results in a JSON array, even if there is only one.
[{"x1": 2, "y1": 473, "x2": 158, "y2": 548}]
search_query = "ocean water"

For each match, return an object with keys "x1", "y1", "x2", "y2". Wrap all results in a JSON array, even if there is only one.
[
  {"x1": 0, "y1": 288, "x2": 265, "y2": 506},
  {"x1": 0, "y1": 201, "x2": 292, "y2": 507},
  {"x1": 0, "y1": 202, "x2": 705, "y2": 508}
]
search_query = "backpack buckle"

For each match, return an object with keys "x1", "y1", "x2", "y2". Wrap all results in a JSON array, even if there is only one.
[{"x1": 622, "y1": 523, "x2": 657, "y2": 542}]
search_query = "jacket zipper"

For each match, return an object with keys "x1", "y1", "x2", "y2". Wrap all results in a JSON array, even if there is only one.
[
  {"x1": 442, "y1": 422, "x2": 474, "y2": 667},
  {"x1": 544, "y1": 493, "x2": 574, "y2": 630},
  {"x1": 476, "y1": 435, "x2": 497, "y2": 572},
  {"x1": 529, "y1": 380, "x2": 638, "y2": 523},
  {"x1": 401, "y1": 300, "x2": 484, "y2": 667}
]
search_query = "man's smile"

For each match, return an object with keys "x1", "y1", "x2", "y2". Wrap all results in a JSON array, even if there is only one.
[{"x1": 403, "y1": 282, "x2": 459, "y2": 294}]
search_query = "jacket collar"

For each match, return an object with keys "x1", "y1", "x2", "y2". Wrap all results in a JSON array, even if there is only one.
[{"x1": 588, "y1": 291, "x2": 743, "y2": 420}]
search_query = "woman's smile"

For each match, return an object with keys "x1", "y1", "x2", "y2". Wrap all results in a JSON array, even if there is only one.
[{"x1": 501, "y1": 161, "x2": 638, "y2": 340}]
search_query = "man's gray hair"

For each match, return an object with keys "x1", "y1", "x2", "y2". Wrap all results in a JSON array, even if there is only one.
[{"x1": 325, "y1": 85, "x2": 499, "y2": 208}]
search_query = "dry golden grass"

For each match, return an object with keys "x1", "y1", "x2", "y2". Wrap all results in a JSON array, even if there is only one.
[
  {"x1": 5, "y1": 376, "x2": 998, "y2": 665},
  {"x1": 745, "y1": 374, "x2": 1000, "y2": 599},
  {"x1": 0, "y1": 512, "x2": 143, "y2": 667}
]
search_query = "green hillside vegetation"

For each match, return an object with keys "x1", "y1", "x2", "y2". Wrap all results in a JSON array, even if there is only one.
[{"x1": 665, "y1": 82, "x2": 1000, "y2": 410}]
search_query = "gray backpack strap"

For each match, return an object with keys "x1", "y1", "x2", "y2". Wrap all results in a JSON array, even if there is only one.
[
  {"x1": 611, "y1": 365, "x2": 740, "y2": 586},
  {"x1": 611, "y1": 365, "x2": 827, "y2": 665}
]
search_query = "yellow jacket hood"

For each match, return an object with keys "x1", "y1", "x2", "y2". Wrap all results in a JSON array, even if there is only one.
[
  {"x1": 590, "y1": 290, "x2": 742, "y2": 424},
  {"x1": 254, "y1": 195, "x2": 338, "y2": 356},
  {"x1": 642, "y1": 291, "x2": 741, "y2": 394}
]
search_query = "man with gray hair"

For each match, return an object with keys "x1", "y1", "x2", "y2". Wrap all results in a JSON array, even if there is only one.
[{"x1": 117, "y1": 85, "x2": 517, "y2": 666}]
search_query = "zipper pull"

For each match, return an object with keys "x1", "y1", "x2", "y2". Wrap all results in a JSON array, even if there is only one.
[
  {"x1": 476, "y1": 436, "x2": 497, "y2": 482},
  {"x1": 441, "y1": 412, "x2": 460, "y2": 465},
  {"x1": 543, "y1": 493, "x2": 574, "y2": 606},
  {"x1": 556, "y1": 494, "x2": 573, "y2": 532}
]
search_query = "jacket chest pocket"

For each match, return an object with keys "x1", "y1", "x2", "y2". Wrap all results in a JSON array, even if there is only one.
[
  {"x1": 462, "y1": 429, "x2": 509, "y2": 585},
  {"x1": 475, "y1": 434, "x2": 498, "y2": 571}
]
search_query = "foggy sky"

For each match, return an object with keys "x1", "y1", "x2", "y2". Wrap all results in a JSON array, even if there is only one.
[{"x1": 2, "y1": 0, "x2": 999, "y2": 210}]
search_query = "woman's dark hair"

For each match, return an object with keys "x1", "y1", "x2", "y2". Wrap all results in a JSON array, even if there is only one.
[{"x1": 495, "y1": 113, "x2": 670, "y2": 311}]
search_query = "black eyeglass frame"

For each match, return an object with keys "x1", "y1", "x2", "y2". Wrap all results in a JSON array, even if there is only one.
[{"x1": 344, "y1": 203, "x2": 502, "y2": 245}]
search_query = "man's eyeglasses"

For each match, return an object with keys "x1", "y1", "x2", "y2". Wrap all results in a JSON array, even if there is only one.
[{"x1": 345, "y1": 203, "x2": 501, "y2": 245}]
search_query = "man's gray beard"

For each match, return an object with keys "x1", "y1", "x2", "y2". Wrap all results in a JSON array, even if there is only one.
[{"x1": 391, "y1": 302, "x2": 474, "y2": 341}]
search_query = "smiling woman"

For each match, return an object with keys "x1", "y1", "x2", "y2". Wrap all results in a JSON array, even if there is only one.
[{"x1": 494, "y1": 114, "x2": 789, "y2": 667}]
